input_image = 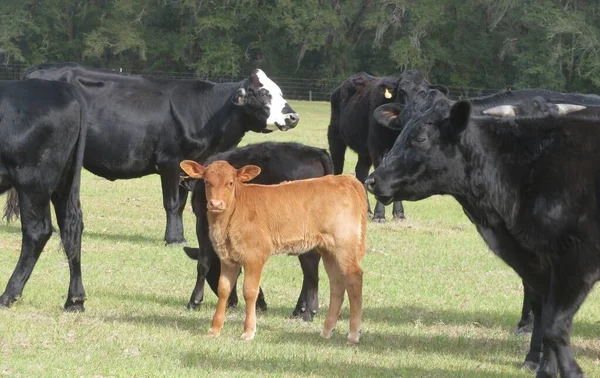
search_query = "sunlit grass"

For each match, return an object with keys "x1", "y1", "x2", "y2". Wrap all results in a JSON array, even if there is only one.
[{"x1": 1, "y1": 100, "x2": 599, "y2": 377}]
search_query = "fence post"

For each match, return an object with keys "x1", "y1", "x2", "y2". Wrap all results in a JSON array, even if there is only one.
[{"x1": 309, "y1": 90, "x2": 312, "y2": 101}]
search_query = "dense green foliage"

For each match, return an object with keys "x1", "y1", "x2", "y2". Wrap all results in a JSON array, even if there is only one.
[{"x1": 1, "y1": 0, "x2": 600, "y2": 91}]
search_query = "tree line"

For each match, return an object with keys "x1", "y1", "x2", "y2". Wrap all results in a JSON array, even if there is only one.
[{"x1": 1, "y1": 0, "x2": 599, "y2": 92}]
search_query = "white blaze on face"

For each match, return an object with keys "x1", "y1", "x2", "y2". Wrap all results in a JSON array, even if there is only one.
[{"x1": 254, "y1": 69, "x2": 291, "y2": 130}]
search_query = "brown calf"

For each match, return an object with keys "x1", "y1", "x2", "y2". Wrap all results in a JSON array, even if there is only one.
[{"x1": 180, "y1": 160, "x2": 367, "y2": 343}]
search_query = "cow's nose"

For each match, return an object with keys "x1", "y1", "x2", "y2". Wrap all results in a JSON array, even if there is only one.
[
  {"x1": 365, "y1": 177, "x2": 376, "y2": 193},
  {"x1": 209, "y1": 199, "x2": 224, "y2": 209},
  {"x1": 286, "y1": 113, "x2": 300, "y2": 128}
]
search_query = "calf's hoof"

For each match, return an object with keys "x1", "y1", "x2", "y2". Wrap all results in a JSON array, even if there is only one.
[
  {"x1": 187, "y1": 300, "x2": 201, "y2": 310},
  {"x1": 0, "y1": 294, "x2": 19, "y2": 308},
  {"x1": 207, "y1": 328, "x2": 221, "y2": 337},
  {"x1": 64, "y1": 297, "x2": 86, "y2": 312},
  {"x1": 519, "y1": 360, "x2": 539, "y2": 373},
  {"x1": 347, "y1": 332, "x2": 361, "y2": 345},
  {"x1": 240, "y1": 331, "x2": 255, "y2": 341},
  {"x1": 320, "y1": 328, "x2": 334, "y2": 339}
]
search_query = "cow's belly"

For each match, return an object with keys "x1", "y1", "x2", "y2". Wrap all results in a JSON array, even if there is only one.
[{"x1": 82, "y1": 123, "x2": 161, "y2": 180}]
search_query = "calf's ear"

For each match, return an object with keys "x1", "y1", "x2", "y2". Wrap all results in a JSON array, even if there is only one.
[
  {"x1": 374, "y1": 103, "x2": 404, "y2": 129},
  {"x1": 237, "y1": 165, "x2": 261, "y2": 182},
  {"x1": 232, "y1": 88, "x2": 247, "y2": 106},
  {"x1": 180, "y1": 160, "x2": 206, "y2": 179}
]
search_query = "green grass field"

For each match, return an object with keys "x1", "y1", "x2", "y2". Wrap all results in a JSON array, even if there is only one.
[{"x1": 1, "y1": 100, "x2": 599, "y2": 377}]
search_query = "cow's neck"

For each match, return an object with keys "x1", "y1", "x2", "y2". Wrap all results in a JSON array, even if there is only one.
[{"x1": 457, "y1": 125, "x2": 523, "y2": 229}]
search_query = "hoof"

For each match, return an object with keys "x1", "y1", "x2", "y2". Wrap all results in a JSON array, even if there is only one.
[
  {"x1": 514, "y1": 323, "x2": 534, "y2": 336},
  {"x1": 393, "y1": 213, "x2": 406, "y2": 220},
  {"x1": 165, "y1": 240, "x2": 187, "y2": 247},
  {"x1": 292, "y1": 306, "x2": 315, "y2": 322},
  {"x1": 0, "y1": 294, "x2": 18, "y2": 308},
  {"x1": 347, "y1": 332, "x2": 360, "y2": 345},
  {"x1": 372, "y1": 216, "x2": 386, "y2": 223},
  {"x1": 64, "y1": 298, "x2": 86, "y2": 312},
  {"x1": 207, "y1": 328, "x2": 221, "y2": 337},
  {"x1": 187, "y1": 300, "x2": 201, "y2": 310},
  {"x1": 256, "y1": 300, "x2": 268, "y2": 312},
  {"x1": 240, "y1": 331, "x2": 255, "y2": 341},
  {"x1": 320, "y1": 328, "x2": 334, "y2": 339},
  {"x1": 519, "y1": 360, "x2": 539, "y2": 372}
]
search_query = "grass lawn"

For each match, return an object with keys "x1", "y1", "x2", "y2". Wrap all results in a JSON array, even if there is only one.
[{"x1": 1, "y1": 100, "x2": 600, "y2": 377}]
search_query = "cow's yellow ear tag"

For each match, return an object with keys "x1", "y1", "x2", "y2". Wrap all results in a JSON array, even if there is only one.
[{"x1": 384, "y1": 88, "x2": 392, "y2": 99}]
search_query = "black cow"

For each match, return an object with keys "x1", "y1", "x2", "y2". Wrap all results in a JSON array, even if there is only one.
[
  {"x1": 181, "y1": 142, "x2": 331, "y2": 321},
  {"x1": 367, "y1": 91, "x2": 600, "y2": 377},
  {"x1": 0, "y1": 79, "x2": 87, "y2": 311},
  {"x1": 375, "y1": 88, "x2": 600, "y2": 336},
  {"x1": 12, "y1": 63, "x2": 298, "y2": 245},
  {"x1": 327, "y1": 70, "x2": 448, "y2": 222}
]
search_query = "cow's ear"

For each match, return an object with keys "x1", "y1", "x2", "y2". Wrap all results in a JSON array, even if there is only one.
[
  {"x1": 446, "y1": 101, "x2": 470, "y2": 136},
  {"x1": 431, "y1": 84, "x2": 449, "y2": 96},
  {"x1": 237, "y1": 165, "x2": 261, "y2": 182},
  {"x1": 180, "y1": 160, "x2": 206, "y2": 179},
  {"x1": 374, "y1": 103, "x2": 404, "y2": 129},
  {"x1": 232, "y1": 88, "x2": 247, "y2": 106}
]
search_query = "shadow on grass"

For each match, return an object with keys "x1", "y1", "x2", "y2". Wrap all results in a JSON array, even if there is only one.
[
  {"x1": 0, "y1": 223, "x2": 162, "y2": 246},
  {"x1": 180, "y1": 350, "x2": 520, "y2": 378},
  {"x1": 96, "y1": 290, "x2": 188, "y2": 308}
]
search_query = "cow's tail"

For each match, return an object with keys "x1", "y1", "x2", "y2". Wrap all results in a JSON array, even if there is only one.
[
  {"x1": 61, "y1": 89, "x2": 88, "y2": 260},
  {"x1": 318, "y1": 148, "x2": 334, "y2": 176},
  {"x1": 2, "y1": 189, "x2": 20, "y2": 223}
]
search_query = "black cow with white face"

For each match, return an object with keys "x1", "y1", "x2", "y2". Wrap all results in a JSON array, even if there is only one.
[
  {"x1": 327, "y1": 70, "x2": 448, "y2": 222},
  {"x1": 11, "y1": 63, "x2": 298, "y2": 245},
  {"x1": 367, "y1": 92, "x2": 600, "y2": 377}
]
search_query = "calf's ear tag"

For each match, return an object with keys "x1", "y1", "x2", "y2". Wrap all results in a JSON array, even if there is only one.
[{"x1": 384, "y1": 88, "x2": 392, "y2": 99}]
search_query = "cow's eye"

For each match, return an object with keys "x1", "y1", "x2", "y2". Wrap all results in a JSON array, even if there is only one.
[
  {"x1": 413, "y1": 135, "x2": 428, "y2": 146},
  {"x1": 228, "y1": 180, "x2": 233, "y2": 186}
]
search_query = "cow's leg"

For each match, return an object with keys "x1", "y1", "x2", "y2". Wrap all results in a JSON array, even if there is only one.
[
  {"x1": 0, "y1": 191, "x2": 52, "y2": 308},
  {"x1": 240, "y1": 259, "x2": 265, "y2": 341},
  {"x1": 327, "y1": 124, "x2": 346, "y2": 176},
  {"x1": 537, "y1": 265, "x2": 591, "y2": 378},
  {"x1": 188, "y1": 209, "x2": 214, "y2": 310},
  {"x1": 292, "y1": 251, "x2": 320, "y2": 321},
  {"x1": 521, "y1": 292, "x2": 543, "y2": 371},
  {"x1": 51, "y1": 193, "x2": 85, "y2": 312},
  {"x1": 392, "y1": 201, "x2": 405, "y2": 220},
  {"x1": 344, "y1": 260, "x2": 363, "y2": 345},
  {"x1": 320, "y1": 253, "x2": 345, "y2": 340},
  {"x1": 209, "y1": 261, "x2": 240, "y2": 336},
  {"x1": 205, "y1": 261, "x2": 267, "y2": 310},
  {"x1": 515, "y1": 281, "x2": 534, "y2": 335},
  {"x1": 159, "y1": 164, "x2": 186, "y2": 245},
  {"x1": 355, "y1": 155, "x2": 374, "y2": 219}
]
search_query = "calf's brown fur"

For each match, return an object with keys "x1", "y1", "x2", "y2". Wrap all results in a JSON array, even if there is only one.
[{"x1": 180, "y1": 160, "x2": 367, "y2": 343}]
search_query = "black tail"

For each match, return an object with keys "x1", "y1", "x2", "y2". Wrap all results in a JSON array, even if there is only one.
[
  {"x1": 183, "y1": 247, "x2": 200, "y2": 260},
  {"x1": 2, "y1": 189, "x2": 20, "y2": 223},
  {"x1": 318, "y1": 148, "x2": 334, "y2": 176},
  {"x1": 61, "y1": 88, "x2": 88, "y2": 260}
]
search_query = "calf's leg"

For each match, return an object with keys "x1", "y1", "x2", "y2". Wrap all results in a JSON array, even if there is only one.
[
  {"x1": 293, "y1": 251, "x2": 320, "y2": 321},
  {"x1": 320, "y1": 253, "x2": 345, "y2": 340},
  {"x1": 240, "y1": 260, "x2": 265, "y2": 341},
  {"x1": 344, "y1": 260, "x2": 363, "y2": 345},
  {"x1": 209, "y1": 261, "x2": 240, "y2": 336},
  {"x1": 0, "y1": 191, "x2": 52, "y2": 308}
]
